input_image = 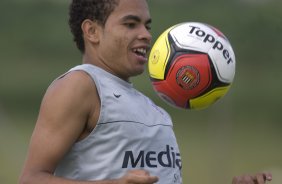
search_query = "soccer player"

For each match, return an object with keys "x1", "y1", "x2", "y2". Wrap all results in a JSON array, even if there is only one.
[{"x1": 19, "y1": 0, "x2": 272, "y2": 184}]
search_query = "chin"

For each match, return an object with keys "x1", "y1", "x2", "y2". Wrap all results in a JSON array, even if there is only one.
[{"x1": 131, "y1": 67, "x2": 145, "y2": 77}]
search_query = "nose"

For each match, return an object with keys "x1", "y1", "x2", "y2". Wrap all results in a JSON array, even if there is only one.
[{"x1": 138, "y1": 25, "x2": 152, "y2": 43}]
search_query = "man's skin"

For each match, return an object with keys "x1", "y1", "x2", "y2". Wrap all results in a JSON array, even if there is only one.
[{"x1": 232, "y1": 173, "x2": 272, "y2": 184}]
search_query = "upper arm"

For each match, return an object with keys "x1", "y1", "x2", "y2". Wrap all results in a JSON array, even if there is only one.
[{"x1": 21, "y1": 71, "x2": 98, "y2": 175}]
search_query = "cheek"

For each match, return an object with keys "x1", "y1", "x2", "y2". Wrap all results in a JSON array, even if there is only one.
[
  {"x1": 114, "y1": 34, "x2": 129, "y2": 49},
  {"x1": 112, "y1": 36, "x2": 130, "y2": 58},
  {"x1": 101, "y1": 30, "x2": 131, "y2": 60}
]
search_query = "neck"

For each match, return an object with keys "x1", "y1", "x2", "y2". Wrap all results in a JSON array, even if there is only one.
[{"x1": 82, "y1": 52, "x2": 130, "y2": 82}]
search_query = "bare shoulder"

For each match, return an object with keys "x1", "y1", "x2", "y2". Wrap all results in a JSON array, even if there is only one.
[
  {"x1": 40, "y1": 70, "x2": 99, "y2": 122},
  {"x1": 48, "y1": 70, "x2": 97, "y2": 98},
  {"x1": 38, "y1": 70, "x2": 100, "y2": 130}
]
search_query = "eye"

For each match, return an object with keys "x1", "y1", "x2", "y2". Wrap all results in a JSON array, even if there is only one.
[
  {"x1": 145, "y1": 25, "x2": 151, "y2": 31},
  {"x1": 124, "y1": 22, "x2": 137, "y2": 29}
]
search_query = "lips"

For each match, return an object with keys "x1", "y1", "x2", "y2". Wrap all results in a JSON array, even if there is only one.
[
  {"x1": 133, "y1": 48, "x2": 147, "y2": 57},
  {"x1": 131, "y1": 46, "x2": 150, "y2": 63}
]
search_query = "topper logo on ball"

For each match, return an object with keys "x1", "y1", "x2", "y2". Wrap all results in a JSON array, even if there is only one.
[{"x1": 188, "y1": 25, "x2": 234, "y2": 65}]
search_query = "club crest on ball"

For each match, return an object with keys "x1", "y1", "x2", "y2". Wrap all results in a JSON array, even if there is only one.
[{"x1": 176, "y1": 65, "x2": 200, "y2": 90}]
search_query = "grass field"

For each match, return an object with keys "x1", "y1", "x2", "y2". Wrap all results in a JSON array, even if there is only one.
[{"x1": 1, "y1": 0, "x2": 282, "y2": 183}]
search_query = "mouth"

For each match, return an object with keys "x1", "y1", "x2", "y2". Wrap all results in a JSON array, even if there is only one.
[
  {"x1": 132, "y1": 47, "x2": 150, "y2": 62},
  {"x1": 133, "y1": 48, "x2": 147, "y2": 57}
]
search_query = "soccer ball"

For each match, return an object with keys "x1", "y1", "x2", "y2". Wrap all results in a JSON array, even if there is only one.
[{"x1": 148, "y1": 22, "x2": 236, "y2": 109}]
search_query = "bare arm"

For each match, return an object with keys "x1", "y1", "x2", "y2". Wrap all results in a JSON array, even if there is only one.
[
  {"x1": 232, "y1": 172, "x2": 272, "y2": 184},
  {"x1": 19, "y1": 71, "x2": 158, "y2": 184}
]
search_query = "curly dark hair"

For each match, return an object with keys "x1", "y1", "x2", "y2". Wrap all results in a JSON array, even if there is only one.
[{"x1": 69, "y1": 0, "x2": 119, "y2": 53}]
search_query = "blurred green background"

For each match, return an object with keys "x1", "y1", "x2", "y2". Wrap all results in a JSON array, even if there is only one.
[{"x1": 1, "y1": 0, "x2": 282, "y2": 183}]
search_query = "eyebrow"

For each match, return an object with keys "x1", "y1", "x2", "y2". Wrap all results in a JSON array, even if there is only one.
[{"x1": 121, "y1": 15, "x2": 152, "y2": 24}]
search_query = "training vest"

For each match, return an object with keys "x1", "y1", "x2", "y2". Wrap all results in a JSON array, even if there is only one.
[{"x1": 54, "y1": 64, "x2": 182, "y2": 184}]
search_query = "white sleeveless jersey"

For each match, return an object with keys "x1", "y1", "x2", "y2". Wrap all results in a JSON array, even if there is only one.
[{"x1": 54, "y1": 64, "x2": 182, "y2": 184}]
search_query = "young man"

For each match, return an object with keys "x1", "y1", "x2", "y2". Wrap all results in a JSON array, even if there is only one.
[{"x1": 19, "y1": 0, "x2": 272, "y2": 184}]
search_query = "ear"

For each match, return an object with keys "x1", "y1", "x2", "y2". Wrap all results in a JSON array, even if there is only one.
[{"x1": 81, "y1": 19, "x2": 101, "y2": 44}]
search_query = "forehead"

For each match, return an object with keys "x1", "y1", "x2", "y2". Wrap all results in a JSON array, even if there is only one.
[{"x1": 108, "y1": 0, "x2": 151, "y2": 22}]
